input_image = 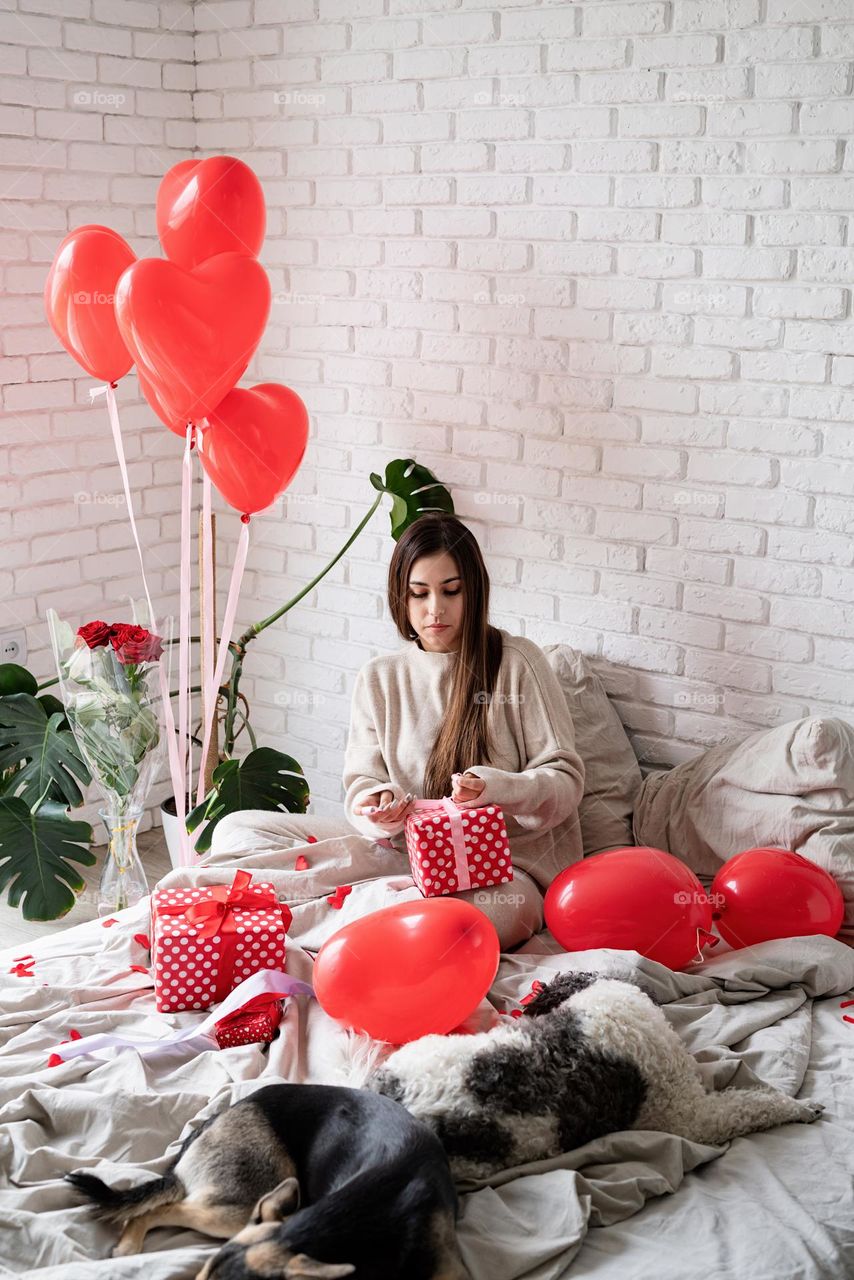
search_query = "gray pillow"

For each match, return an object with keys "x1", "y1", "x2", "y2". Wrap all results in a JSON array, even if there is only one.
[
  {"x1": 543, "y1": 644, "x2": 642, "y2": 858},
  {"x1": 633, "y1": 716, "x2": 854, "y2": 942}
]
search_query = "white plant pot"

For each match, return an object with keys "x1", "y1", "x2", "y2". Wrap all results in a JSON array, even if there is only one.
[{"x1": 160, "y1": 796, "x2": 208, "y2": 869}]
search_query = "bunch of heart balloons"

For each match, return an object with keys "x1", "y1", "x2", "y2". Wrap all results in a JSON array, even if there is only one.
[{"x1": 43, "y1": 155, "x2": 308, "y2": 517}]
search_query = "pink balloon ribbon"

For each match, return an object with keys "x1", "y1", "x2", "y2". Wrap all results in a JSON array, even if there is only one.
[{"x1": 89, "y1": 382, "x2": 156, "y2": 631}]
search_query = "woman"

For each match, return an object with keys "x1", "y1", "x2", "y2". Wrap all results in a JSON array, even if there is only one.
[{"x1": 209, "y1": 514, "x2": 585, "y2": 950}]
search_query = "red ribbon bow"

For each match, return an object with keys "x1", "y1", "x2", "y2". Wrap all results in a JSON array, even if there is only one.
[{"x1": 157, "y1": 870, "x2": 273, "y2": 939}]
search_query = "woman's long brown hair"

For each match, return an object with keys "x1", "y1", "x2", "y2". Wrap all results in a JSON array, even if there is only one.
[{"x1": 387, "y1": 513, "x2": 503, "y2": 798}]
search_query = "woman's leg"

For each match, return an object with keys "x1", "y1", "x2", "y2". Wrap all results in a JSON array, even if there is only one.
[
  {"x1": 453, "y1": 869, "x2": 545, "y2": 951},
  {"x1": 206, "y1": 810, "x2": 356, "y2": 860}
]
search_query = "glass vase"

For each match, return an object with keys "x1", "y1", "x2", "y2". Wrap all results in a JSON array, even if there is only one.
[{"x1": 98, "y1": 806, "x2": 149, "y2": 916}]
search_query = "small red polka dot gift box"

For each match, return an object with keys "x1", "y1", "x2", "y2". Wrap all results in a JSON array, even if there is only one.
[
  {"x1": 151, "y1": 870, "x2": 293, "y2": 1013},
  {"x1": 404, "y1": 798, "x2": 513, "y2": 898},
  {"x1": 213, "y1": 993, "x2": 283, "y2": 1049}
]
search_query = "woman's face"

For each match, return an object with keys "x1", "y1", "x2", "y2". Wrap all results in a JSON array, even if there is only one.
[{"x1": 406, "y1": 551, "x2": 464, "y2": 652}]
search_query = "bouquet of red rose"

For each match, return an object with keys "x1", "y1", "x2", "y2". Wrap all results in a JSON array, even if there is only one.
[{"x1": 47, "y1": 610, "x2": 169, "y2": 912}]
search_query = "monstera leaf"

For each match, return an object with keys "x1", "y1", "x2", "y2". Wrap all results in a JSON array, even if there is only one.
[
  {"x1": 0, "y1": 797, "x2": 94, "y2": 921},
  {"x1": 186, "y1": 747, "x2": 309, "y2": 853},
  {"x1": 0, "y1": 693, "x2": 91, "y2": 808},
  {"x1": 369, "y1": 459, "x2": 454, "y2": 540}
]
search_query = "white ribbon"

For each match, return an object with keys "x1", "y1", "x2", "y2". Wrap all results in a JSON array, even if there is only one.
[
  {"x1": 89, "y1": 382, "x2": 156, "y2": 632},
  {"x1": 195, "y1": 516, "x2": 250, "y2": 809},
  {"x1": 46, "y1": 970, "x2": 314, "y2": 1065}
]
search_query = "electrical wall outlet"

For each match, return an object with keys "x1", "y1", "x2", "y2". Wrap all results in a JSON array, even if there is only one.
[{"x1": 0, "y1": 630, "x2": 27, "y2": 665}]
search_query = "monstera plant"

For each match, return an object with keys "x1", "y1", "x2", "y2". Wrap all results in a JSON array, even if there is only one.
[
  {"x1": 0, "y1": 663, "x2": 95, "y2": 920},
  {"x1": 185, "y1": 457, "x2": 454, "y2": 851}
]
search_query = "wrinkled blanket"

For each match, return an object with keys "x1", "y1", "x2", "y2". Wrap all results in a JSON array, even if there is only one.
[{"x1": 2, "y1": 828, "x2": 854, "y2": 1279}]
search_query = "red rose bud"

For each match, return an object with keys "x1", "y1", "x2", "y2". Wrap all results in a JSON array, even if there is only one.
[
  {"x1": 77, "y1": 620, "x2": 112, "y2": 648},
  {"x1": 109, "y1": 624, "x2": 164, "y2": 665}
]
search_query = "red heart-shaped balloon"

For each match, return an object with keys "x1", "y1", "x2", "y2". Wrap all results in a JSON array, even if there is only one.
[
  {"x1": 44, "y1": 224, "x2": 136, "y2": 383},
  {"x1": 313, "y1": 898, "x2": 500, "y2": 1044},
  {"x1": 198, "y1": 383, "x2": 309, "y2": 515},
  {"x1": 115, "y1": 253, "x2": 271, "y2": 426},
  {"x1": 157, "y1": 155, "x2": 266, "y2": 270}
]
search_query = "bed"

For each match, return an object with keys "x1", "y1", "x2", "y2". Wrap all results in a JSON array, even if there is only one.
[{"x1": 3, "y1": 644, "x2": 854, "y2": 1279}]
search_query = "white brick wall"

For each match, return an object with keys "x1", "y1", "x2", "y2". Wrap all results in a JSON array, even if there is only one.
[
  {"x1": 3, "y1": 0, "x2": 854, "y2": 829},
  {"x1": 0, "y1": 0, "x2": 196, "y2": 830}
]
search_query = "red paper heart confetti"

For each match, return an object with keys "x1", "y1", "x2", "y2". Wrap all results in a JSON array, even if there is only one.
[
  {"x1": 519, "y1": 980, "x2": 545, "y2": 1007},
  {"x1": 9, "y1": 963, "x2": 34, "y2": 977},
  {"x1": 133, "y1": 933, "x2": 151, "y2": 949},
  {"x1": 101, "y1": 918, "x2": 119, "y2": 928},
  {"x1": 327, "y1": 884, "x2": 352, "y2": 910},
  {"x1": 13, "y1": 954, "x2": 33, "y2": 964},
  {"x1": 47, "y1": 1054, "x2": 63, "y2": 1068},
  {"x1": 307, "y1": 835, "x2": 318, "y2": 844},
  {"x1": 294, "y1": 855, "x2": 309, "y2": 871},
  {"x1": 129, "y1": 965, "x2": 150, "y2": 975}
]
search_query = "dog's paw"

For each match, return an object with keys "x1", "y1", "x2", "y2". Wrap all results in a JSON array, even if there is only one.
[{"x1": 796, "y1": 1100, "x2": 825, "y2": 1123}]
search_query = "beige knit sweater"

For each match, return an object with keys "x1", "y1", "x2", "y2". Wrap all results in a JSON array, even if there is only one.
[{"x1": 342, "y1": 628, "x2": 585, "y2": 891}]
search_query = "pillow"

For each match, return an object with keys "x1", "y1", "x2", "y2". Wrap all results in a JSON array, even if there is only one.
[
  {"x1": 543, "y1": 644, "x2": 642, "y2": 858},
  {"x1": 633, "y1": 716, "x2": 854, "y2": 942}
]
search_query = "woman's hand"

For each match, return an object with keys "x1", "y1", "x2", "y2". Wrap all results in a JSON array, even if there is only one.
[
  {"x1": 451, "y1": 771, "x2": 486, "y2": 804},
  {"x1": 352, "y1": 789, "x2": 413, "y2": 827}
]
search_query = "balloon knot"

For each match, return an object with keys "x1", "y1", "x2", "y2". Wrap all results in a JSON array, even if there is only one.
[
  {"x1": 109, "y1": 381, "x2": 118, "y2": 390},
  {"x1": 712, "y1": 911, "x2": 721, "y2": 920},
  {"x1": 241, "y1": 513, "x2": 251, "y2": 524}
]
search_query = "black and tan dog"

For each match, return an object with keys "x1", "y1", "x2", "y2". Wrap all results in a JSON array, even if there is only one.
[{"x1": 65, "y1": 1082, "x2": 469, "y2": 1280}]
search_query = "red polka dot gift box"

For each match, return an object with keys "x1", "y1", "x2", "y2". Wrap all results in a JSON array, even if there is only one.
[
  {"x1": 213, "y1": 994, "x2": 283, "y2": 1049},
  {"x1": 404, "y1": 798, "x2": 513, "y2": 898},
  {"x1": 151, "y1": 870, "x2": 293, "y2": 1013}
]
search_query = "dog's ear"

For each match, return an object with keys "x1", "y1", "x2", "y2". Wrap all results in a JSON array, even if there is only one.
[
  {"x1": 252, "y1": 1175, "x2": 301, "y2": 1223},
  {"x1": 284, "y1": 1256, "x2": 355, "y2": 1278}
]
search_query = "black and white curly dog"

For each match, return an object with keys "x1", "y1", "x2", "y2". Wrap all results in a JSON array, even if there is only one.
[{"x1": 369, "y1": 971, "x2": 824, "y2": 1180}]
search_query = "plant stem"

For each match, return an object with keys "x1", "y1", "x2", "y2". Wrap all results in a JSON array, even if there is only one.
[
  {"x1": 36, "y1": 677, "x2": 59, "y2": 692},
  {"x1": 233, "y1": 491, "x2": 384, "y2": 653}
]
